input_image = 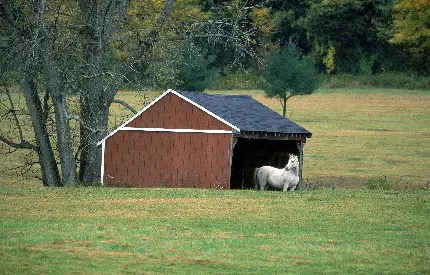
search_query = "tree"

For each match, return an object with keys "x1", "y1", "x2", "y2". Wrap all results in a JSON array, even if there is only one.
[
  {"x1": 177, "y1": 42, "x2": 220, "y2": 92},
  {"x1": 305, "y1": 0, "x2": 395, "y2": 74},
  {"x1": 0, "y1": 0, "x2": 176, "y2": 186},
  {"x1": 263, "y1": 43, "x2": 318, "y2": 118},
  {"x1": 195, "y1": 0, "x2": 261, "y2": 69},
  {"x1": 391, "y1": 0, "x2": 430, "y2": 74},
  {"x1": 263, "y1": 0, "x2": 313, "y2": 53},
  {"x1": 1, "y1": 0, "x2": 67, "y2": 186},
  {"x1": 0, "y1": 0, "x2": 260, "y2": 186}
]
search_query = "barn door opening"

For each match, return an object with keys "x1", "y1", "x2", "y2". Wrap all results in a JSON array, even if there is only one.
[{"x1": 230, "y1": 137, "x2": 299, "y2": 190}]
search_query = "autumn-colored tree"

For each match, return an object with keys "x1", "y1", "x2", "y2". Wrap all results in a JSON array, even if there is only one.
[
  {"x1": 305, "y1": 0, "x2": 394, "y2": 74},
  {"x1": 391, "y1": 0, "x2": 430, "y2": 73},
  {"x1": 392, "y1": 0, "x2": 430, "y2": 54}
]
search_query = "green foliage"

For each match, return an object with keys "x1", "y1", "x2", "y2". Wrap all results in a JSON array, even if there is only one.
[
  {"x1": 323, "y1": 43, "x2": 336, "y2": 74},
  {"x1": 263, "y1": 43, "x2": 318, "y2": 107},
  {"x1": 363, "y1": 176, "x2": 391, "y2": 190},
  {"x1": 133, "y1": 41, "x2": 220, "y2": 92},
  {"x1": 211, "y1": 69, "x2": 265, "y2": 90},
  {"x1": 322, "y1": 73, "x2": 430, "y2": 90},
  {"x1": 177, "y1": 43, "x2": 220, "y2": 92},
  {"x1": 139, "y1": 42, "x2": 183, "y2": 89},
  {"x1": 391, "y1": 0, "x2": 430, "y2": 74},
  {"x1": 264, "y1": 0, "x2": 312, "y2": 53},
  {"x1": 305, "y1": 0, "x2": 396, "y2": 74},
  {"x1": 391, "y1": 0, "x2": 430, "y2": 55},
  {"x1": 190, "y1": 0, "x2": 261, "y2": 70}
]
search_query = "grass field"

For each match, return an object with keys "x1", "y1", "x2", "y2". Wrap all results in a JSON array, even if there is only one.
[
  {"x1": 1, "y1": 186, "x2": 429, "y2": 274},
  {"x1": 280, "y1": 88, "x2": 430, "y2": 189}
]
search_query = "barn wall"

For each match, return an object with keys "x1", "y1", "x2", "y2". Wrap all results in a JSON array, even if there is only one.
[
  {"x1": 126, "y1": 93, "x2": 231, "y2": 131},
  {"x1": 103, "y1": 130, "x2": 232, "y2": 189}
]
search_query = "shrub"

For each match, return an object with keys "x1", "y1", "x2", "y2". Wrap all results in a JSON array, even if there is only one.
[
  {"x1": 211, "y1": 69, "x2": 265, "y2": 90},
  {"x1": 362, "y1": 176, "x2": 391, "y2": 190},
  {"x1": 323, "y1": 73, "x2": 430, "y2": 90}
]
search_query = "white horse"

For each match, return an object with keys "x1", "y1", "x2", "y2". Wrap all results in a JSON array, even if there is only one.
[{"x1": 253, "y1": 155, "x2": 299, "y2": 191}]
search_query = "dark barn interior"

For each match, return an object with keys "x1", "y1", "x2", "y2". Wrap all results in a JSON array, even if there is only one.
[{"x1": 230, "y1": 137, "x2": 299, "y2": 190}]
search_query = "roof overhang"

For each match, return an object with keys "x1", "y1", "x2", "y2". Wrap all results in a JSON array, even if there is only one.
[{"x1": 235, "y1": 131, "x2": 312, "y2": 141}]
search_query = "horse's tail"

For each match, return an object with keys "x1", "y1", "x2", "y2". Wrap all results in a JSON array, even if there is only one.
[{"x1": 253, "y1": 168, "x2": 260, "y2": 190}]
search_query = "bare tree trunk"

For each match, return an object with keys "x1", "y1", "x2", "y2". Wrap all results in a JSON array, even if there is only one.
[
  {"x1": 78, "y1": 40, "x2": 107, "y2": 182},
  {"x1": 78, "y1": 98, "x2": 109, "y2": 183},
  {"x1": 19, "y1": 69, "x2": 60, "y2": 187},
  {"x1": 280, "y1": 93, "x2": 293, "y2": 118},
  {"x1": 283, "y1": 93, "x2": 287, "y2": 118},
  {"x1": 77, "y1": 0, "x2": 117, "y2": 182},
  {"x1": 39, "y1": 27, "x2": 77, "y2": 186}
]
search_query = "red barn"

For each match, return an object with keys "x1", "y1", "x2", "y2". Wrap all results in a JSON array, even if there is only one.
[{"x1": 98, "y1": 89, "x2": 312, "y2": 189}]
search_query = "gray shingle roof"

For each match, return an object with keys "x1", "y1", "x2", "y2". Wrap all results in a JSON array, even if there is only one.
[{"x1": 180, "y1": 91, "x2": 311, "y2": 136}]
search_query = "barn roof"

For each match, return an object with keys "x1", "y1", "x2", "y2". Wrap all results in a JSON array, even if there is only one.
[{"x1": 178, "y1": 91, "x2": 312, "y2": 137}]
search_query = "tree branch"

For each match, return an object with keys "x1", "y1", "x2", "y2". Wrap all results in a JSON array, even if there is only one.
[
  {"x1": 4, "y1": 87, "x2": 25, "y2": 142},
  {"x1": 0, "y1": 82, "x2": 37, "y2": 151},
  {"x1": 146, "y1": 0, "x2": 176, "y2": 45},
  {"x1": 101, "y1": 1, "x2": 176, "y2": 104},
  {"x1": 0, "y1": 135, "x2": 37, "y2": 150},
  {"x1": 67, "y1": 115, "x2": 104, "y2": 133},
  {"x1": 112, "y1": 99, "x2": 137, "y2": 114}
]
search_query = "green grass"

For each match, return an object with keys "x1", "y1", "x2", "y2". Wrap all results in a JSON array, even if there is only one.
[{"x1": 0, "y1": 186, "x2": 429, "y2": 274}]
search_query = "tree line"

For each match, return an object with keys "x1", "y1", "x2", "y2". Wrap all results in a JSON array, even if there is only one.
[{"x1": 0, "y1": 0, "x2": 429, "y2": 186}]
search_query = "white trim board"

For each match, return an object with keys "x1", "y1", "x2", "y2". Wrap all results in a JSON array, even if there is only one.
[
  {"x1": 97, "y1": 89, "x2": 240, "y2": 146},
  {"x1": 100, "y1": 141, "x2": 105, "y2": 184},
  {"x1": 121, "y1": 127, "x2": 233, "y2": 134}
]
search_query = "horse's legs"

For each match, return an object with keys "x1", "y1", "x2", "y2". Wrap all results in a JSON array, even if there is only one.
[
  {"x1": 260, "y1": 178, "x2": 266, "y2": 191},
  {"x1": 260, "y1": 182, "x2": 266, "y2": 191},
  {"x1": 255, "y1": 168, "x2": 267, "y2": 191},
  {"x1": 286, "y1": 181, "x2": 298, "y2": 191},
  {"x1": 253, "y1": 168, "x2": 260, "y2": 190}
]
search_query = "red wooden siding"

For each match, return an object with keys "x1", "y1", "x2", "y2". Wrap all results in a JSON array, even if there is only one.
[
  {"x1": 103, "y1": 92, "x2": 234, "y2": 188},
  {"x1": 126, "y1": 92, "x2": 231, "y2": 131},
  {"x1": 103, "y1": 131, "x2": 232, "y2": 188}
]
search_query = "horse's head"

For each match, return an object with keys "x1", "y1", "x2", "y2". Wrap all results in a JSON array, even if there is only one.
[{"x1": 285, "y1": 154, "x2": 299, "y2": 170}]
